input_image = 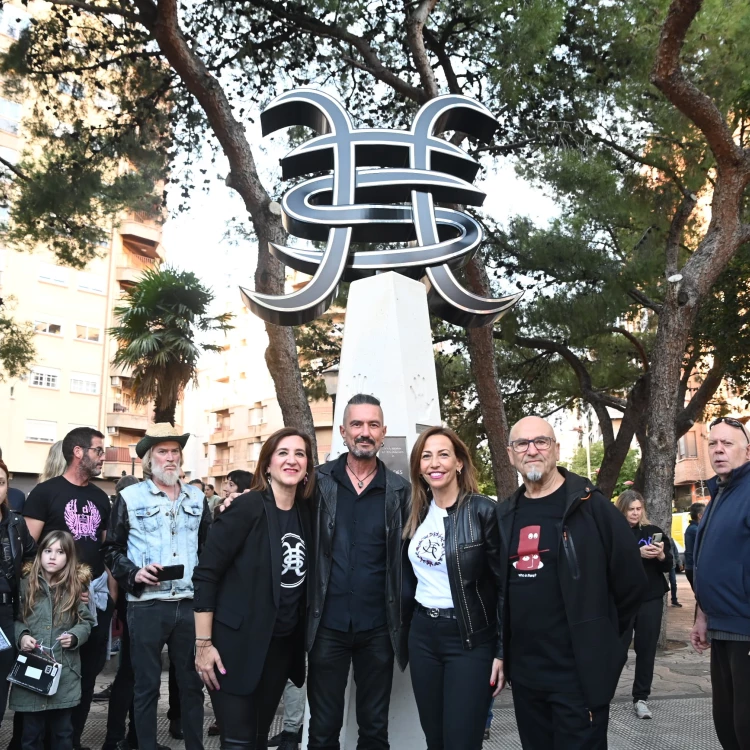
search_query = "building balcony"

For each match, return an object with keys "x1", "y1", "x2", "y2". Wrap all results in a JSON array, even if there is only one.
[
  {"x1": 119, "y1": 211, "x2": 162, "y2": 251},
  {"x1": 107, "y1": 409, "x2": 149, "y2": 432},
  {"x1": 209, "y1": 428, "x2": 233, "y2": 445},
  {"x1": 210, "y1": 460, "x2": 229, "y2": 476},
  {"x1": 102, "y1": 447, "x2": 142, "y2": 480}
]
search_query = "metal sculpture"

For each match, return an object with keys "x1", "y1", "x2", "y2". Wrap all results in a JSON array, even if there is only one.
[{"x1": 241, "y1": 89, "x2": 522, "y2": 327}]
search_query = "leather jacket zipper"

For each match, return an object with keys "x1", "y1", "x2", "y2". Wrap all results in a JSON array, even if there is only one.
[
  {"x1": 452, "y1": 514, "x2": 473, "y2": 645},
  {"x1": 562, "y1": 528, "x2": 581, "y2": 580}
]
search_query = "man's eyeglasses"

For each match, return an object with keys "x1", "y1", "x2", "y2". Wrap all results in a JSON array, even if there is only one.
[
  {"x1": 709, "y1": 417, "x2": 750, "y2": 444},
  {"x1": 87, "y1": 447, "x2": 105, "y2": 457},
  {"x1": 509, "y1": 436, "x2": 555, "y2": 453}
]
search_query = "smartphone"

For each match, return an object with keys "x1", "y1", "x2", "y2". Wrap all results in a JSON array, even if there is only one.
[
  {"x1": 155, "y1": 565, "x2": 184, "y2": 582},
  {"x1": 651, "y1": 533, "x2": 663, "y2": 544}
]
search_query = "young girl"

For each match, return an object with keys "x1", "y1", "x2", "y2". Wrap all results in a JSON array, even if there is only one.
[{"x1": 11, "y1": 531, "x2": 95, "y2": 750}]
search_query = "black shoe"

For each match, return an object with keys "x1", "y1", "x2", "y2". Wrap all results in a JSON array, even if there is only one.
[
  {"x1": 93, "y1": 683, "x2": 113, "y2": 701},
  {"x1": 268, "y1": 730, "x2": 301, "y2": 748},
  {"x1": 169, "y1": 720, "x2": 183, "y2": 740},
  {"x1": 126, "y1": 734, "x2": 137, "y2": 750},
  {"x1": 207, "y1": 722, "x2": 220, "y2": 737},
  {"x1": 671, "y1": 601, "x2": 683, "y2": 607}
]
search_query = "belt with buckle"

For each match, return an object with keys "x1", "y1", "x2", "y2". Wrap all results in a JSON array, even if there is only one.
[{"x1": 416, "y1": 603, "x2": 457, "y2": 619}]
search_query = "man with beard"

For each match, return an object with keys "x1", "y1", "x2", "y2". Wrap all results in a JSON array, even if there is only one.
[
  {"x1": 497, "y1": 416, "x2": 645, "y2": 750},
  {"x1": 307, "y1": 394, "x2": 411, "y2": 750},
  {"x1": 24, "y1": 426, "x2": 114, "y2": 750},
  {"x1": 104, "y1": 424, "x2": 211, "y2": 750}
]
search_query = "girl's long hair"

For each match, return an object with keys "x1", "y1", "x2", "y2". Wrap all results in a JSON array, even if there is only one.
[
  {"x1": 23, "y1": 531, "x2": 85, "y2": 626},
  {"x1": 38, "y1": 441, "x2": 66, "y2": 483},
  {"x1": 615, "y1": 489, "x2": 651, "y2": 527},
  {"x1": 403, "y1": 426, "x2": 479, "y2": 539}
]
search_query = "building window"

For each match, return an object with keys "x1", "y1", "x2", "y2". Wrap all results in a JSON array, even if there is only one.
[
  {"x1": 30, "y1": 367, "x2": 60, "y2": 390},
  {"x1": 38, "y1": 262, "x2": 69, "y2": 286},
  {"x1": 76, "y1": 324, "x2": 101, "y2": 343},
  {"x1": 248, "y1": 441, "x2": 262, "y2": 462},
  {"x1": 77, "y1": 272, "x2": 106, "y2": 295},
  {"x1": 25, "y1": 419, "x2": 57, "y2": 443},
  {"x1": 70, "y1": 372, "x2": 100, "y2": 395},
  {"x1": 677, "y1": 432, "x2": 698, "y2": 459},
  {"x1": 34, "y1": 319, "x2": 63, "y2": 336},
  {"x1": 0, "y1": 98, "x2": 21, "y2": 135},
  {"x1": 249, "y1": 405, "x2": 266, "y2": 426}
]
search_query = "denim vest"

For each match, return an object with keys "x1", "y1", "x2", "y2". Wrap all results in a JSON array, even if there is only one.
[{"x1": 120, "y1": 480, "x2": 204, "y2": 602}]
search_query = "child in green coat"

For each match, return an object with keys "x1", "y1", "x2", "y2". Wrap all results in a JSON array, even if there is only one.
[{"x1": 11, "y1": 531, "x2": 94, "y2": 750}]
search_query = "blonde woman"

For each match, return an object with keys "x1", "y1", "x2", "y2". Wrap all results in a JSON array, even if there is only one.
[
  {"x1": 404, "y1": 426, "x2": 503, "y2": 750},
  {"x1": 38, "y1": 441, "x2": 66, "y2": 484},
  {"x1": 615, "y1": 490, "x2": 672, "y2": 720}
]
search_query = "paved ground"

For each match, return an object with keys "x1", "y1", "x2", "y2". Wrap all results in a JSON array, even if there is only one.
[{"x1": 0, "y1": 575, "x2": 719, "y2": 749}]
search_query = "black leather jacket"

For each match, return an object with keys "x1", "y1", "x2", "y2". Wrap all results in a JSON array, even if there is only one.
[
  {"x1": 406, "y1": 493, "x2": 503, "y2": 656},
  {"x1": 0, "y1": 507, "x2": 37, "y2": 613},
  {"x1": 307, "y1": 457, "x2": 412, "y2": 670}
]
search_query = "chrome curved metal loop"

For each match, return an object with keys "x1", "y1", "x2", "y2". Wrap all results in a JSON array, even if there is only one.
[{"x1": 241, "y1": 88, "x2": 522, "y2": 327}]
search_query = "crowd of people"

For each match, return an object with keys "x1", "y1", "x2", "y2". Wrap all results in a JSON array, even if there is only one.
[{"x1": 0, "y1": 401, "x2": 747, "y2": 750}]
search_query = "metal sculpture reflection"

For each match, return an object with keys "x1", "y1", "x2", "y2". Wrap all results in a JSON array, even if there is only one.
[{"x1": 241, "y1": 89, "x2": 522, "y2": 327}]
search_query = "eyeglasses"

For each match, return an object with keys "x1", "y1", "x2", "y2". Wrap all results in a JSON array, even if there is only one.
[
  {"x1": 87, "y1": 447, "x2": 105, "y2": 457},
  {"x1": 509, "y1": 436, "x2": 555, "y2": 453},
  {"x1": 709, "y1": 417, "x2": 750, "y2": 444}
]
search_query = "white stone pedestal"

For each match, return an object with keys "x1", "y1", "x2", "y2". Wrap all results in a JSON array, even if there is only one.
[{"x1": 303, "y1": 271, "x2": 440, "y2": 748}]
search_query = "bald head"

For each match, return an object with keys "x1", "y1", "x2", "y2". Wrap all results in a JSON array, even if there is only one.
[
  {"x1": 507, "y1": 416, "x2": 561, "y2": 490},
  {"x1": 509, "y1": 416, "x2": 556, "y2": 444}
]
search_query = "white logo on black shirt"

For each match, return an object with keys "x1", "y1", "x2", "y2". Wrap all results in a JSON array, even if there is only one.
[{"x1": 281, "y1": 533, "x2": 306, "y2": 588}]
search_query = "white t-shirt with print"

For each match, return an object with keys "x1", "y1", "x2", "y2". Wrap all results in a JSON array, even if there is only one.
[{"x1": 408, "y1": 500, "x2": 454, "y2": 609}]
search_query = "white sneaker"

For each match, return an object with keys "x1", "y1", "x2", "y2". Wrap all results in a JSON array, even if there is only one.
[{"x1": 634, "y1": 700, "x2": 652, "y2": 719}]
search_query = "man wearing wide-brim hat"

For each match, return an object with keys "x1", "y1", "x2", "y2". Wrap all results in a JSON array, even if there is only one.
[{"x1": 104, "y1": 424, "x2": 210, "y2": 750}]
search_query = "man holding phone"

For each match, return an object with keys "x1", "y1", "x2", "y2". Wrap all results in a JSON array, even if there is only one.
[{"x1": 104, "y1": 424, "x2": 211, "y2": 750}]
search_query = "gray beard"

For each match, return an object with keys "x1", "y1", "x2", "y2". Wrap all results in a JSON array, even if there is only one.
[
  {"x1": 152, "y1": 465, "x2": 180, "y2": 487},
  {"x1": 348, "y1": 441, "x2": 378, "y2": 459},
  {"x1": 525, "y1": 468, "x2": 543, "y2": 482}
]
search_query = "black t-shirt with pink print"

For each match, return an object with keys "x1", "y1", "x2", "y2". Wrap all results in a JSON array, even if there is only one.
[{"x1": 24, "y1": 475, "x2": 111, "y2": 578}]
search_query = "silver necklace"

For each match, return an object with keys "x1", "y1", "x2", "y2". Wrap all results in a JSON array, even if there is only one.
[{"x1": 347, "y1": 461, "x2": 377, "y2": 489}]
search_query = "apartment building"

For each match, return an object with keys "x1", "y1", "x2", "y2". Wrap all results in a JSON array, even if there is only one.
[{"x1": 0, "y1": 3, "x2": 168, "y2": 493}]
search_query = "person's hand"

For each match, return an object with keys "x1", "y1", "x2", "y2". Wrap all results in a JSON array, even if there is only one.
[
  {"x1": 219, "y1": 495, "x2": 239, "y2": 513},
  {"x1": 20, "y1": 635, "x2": 37, "y2": 652},
  {"x1": 195, "y1": 642, "x2": 225, "y2": 690},
  {"x1": 56, "y1": 632, "x2": 75, "y2": 649},
  {"x1": 134, "y1": 564, "x2": 162, "y2": 586},
  {"x1": 653, "y1": 541, "x2": 665, "y2": 561},
  {"x1": 640, "y1": 544, "x2": 660, "y2": 559},
  {"x1": 80, "y1": 590, "x2": 90, "y2": 604},
  {"x1": 490, "y1": 658, "x2": 505, "y2": 697},
  {"x1": 691, "y1": 609, "x2": 710, "y2": 654}
]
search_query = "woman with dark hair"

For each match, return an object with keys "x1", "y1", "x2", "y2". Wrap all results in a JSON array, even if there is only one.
[
  {"x1": 0, "y1": 459, "x2": 37, "y2": 727},
  {"x1": 615, "y1": 489, "x2": 672, "y2": 720},
  {"x1": 192, "y1": 428, "x2": 315, "y2": 750},
  {"x1": 404, "y1": 426, "x2": 504, "y2": 750},
  {"x1": 222, "y1": 469, "x2": 253, "y2": 500}
]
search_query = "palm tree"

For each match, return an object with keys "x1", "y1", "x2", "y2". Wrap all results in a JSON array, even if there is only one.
[{"x1": 109, "y1": 266, "x2": 233, "y2": 425}]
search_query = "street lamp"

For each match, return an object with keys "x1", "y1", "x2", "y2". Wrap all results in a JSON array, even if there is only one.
[
  {"x1": 322, "y1": 365, "x2": 339, "y2": 417},
  {"x1": 128, "y1": 444, "x2": 138, "y2": 476}
]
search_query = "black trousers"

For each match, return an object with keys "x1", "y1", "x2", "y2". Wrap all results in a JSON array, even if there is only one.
[
  {"x1": 128, "y1": 599, "x2": 204, "y2": 750},
  {"x1": 686, "y1": 569, "x2": 695, "y2": 590},
  {"x1": 711, "y1": 639, "x2": 750, "y2": 750},
  {"x1": 512, "y1": 682, "x2": 609, "y2": 750},
  {"x1": 408, "y1": 610, "x2": 494, "y2": 750},
  {"x1": 211, "y1": 634, "x2": 295, "y2": 750},
  {"x1": 21, "y1": 710, "x2": 73, "y2": 750},
  {"x1": 625, "y1": 597, "x2": 663, "y2": 701},
  {"x1": 307, "y1": 624, "x2": 394, "y2": 750},
  {"x1": 72, "y1": 597, "x2": 115, "y2": 748},
  {"x1": 0, "y1": 604, "x2": 16, "y2": 728}
]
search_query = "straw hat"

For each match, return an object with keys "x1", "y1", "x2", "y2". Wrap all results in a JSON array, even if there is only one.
[{"x1": 135, "y1": 423, "x2": 190, "y2": 458}]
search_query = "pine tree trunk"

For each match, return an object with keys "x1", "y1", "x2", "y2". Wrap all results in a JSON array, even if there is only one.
[{"x1": 464, "y1": 257, "x2": 518, "y2": 498}]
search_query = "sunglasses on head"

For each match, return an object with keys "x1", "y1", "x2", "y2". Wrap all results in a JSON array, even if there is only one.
[{"x1": 709, "y1": 417, "x2": 750, "y2": 444}]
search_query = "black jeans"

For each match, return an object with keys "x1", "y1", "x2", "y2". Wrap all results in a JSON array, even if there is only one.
[
  {"x1": 408, "y1": 610, "x2": 494, "y2": 750},
  {"x1": 128, "y1": 599, "x2": 204, "y2": 750},
  {"x1": 307, "y1": 624, "x2": 394, "y2": 750},
  {"x1": 512, "y1": 682, "x2": 609, "y2": 750},
  {"x1": 21, "y1": 710, "x2": 73, "y2": 750},
  {"x1": 167, "y1": 663, "x2": 181, "y2": 721},
  {"x1": 624, "y1": 597, "x2": 663, "y2": 702},
  {"x1": 72, "y1": 596, "x2": 115, "y2": 748},
  {"x1": 711, "y1": 639, "x2": 750, "y2": 750},
  {"x1": 686, "y1": 569, "x2": 695, "y2": 590},
  {"x1": 0, "y1": 603, "x2": 16, "y2": 728},
  {"x1": 211, "y1": 634, "x2": 295, "y2": 750}
]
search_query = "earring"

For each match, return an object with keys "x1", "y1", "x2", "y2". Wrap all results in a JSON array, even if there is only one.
[
  {"x1": 266, "y1": 473, "x2": 272, "y2": 485},
  {"x1": 457, "y1": 468, "x2": 462, "y2": 475},
  {"x1": 303, "y1": 473, "x2": 308, "y2": 485}
]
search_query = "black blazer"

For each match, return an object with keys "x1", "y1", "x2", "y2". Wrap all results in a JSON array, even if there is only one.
[{"x1": 192, "y1": 489, "x2": 312, "y2": 695}]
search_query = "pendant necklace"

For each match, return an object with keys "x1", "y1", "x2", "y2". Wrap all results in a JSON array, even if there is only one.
[{"x1": 347, "y1": 461, "x2": 377, "y2": 489}]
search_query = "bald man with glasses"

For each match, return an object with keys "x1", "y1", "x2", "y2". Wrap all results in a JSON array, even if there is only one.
[
  {"x1": 692, "y1": 416, "x2": 750, "y2": 750},
  {"x1": 496, "y1": 416, "x2": 645, "y2": 750}
]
